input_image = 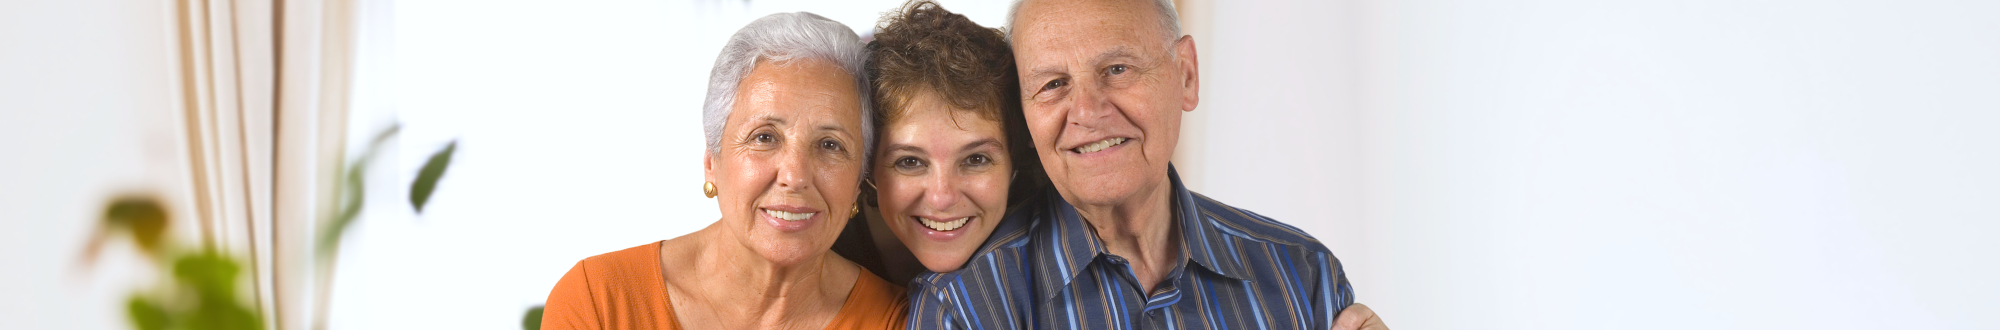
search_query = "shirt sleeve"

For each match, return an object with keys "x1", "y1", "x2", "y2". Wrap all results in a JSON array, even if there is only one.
[
  {"x1": 1311, "y1": 250, "x2": 1356, "y2": 330},
  {"x1": 541, "y1": 261, "x2": 602, "y2": 330}
]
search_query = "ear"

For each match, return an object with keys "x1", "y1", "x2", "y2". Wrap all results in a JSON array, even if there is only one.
[
  {"x1": 1174, "y1": 35, "x2": 1200, "y2": 112},
  {"x1": 703, "y1": 149, "x2": 718, "y2": 186}
]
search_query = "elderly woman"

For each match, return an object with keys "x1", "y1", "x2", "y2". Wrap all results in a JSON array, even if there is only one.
[{"x1": 541, "y1": 12, "x2": 905, "y2": 329}]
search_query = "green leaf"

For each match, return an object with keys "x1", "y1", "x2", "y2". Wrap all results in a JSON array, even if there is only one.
[
  {"x1": 318, "y1": 160, "x2": 368, "y2": 258},
  {"x1": 409, "y1": 140, "x2": 456, "y2": 213},
  {"x1": 128, "y1": 295, "x2": 171, "y2": 330},
  {"x1": 319, "y1": 124, "x2": 399, "y2": 259},
  {"x1": 169, "y1": 249, "x2": 264, "y2": 330},
  {"x1": 104, "y1": 195, "x2": 169, "y2": 256},
  {"x1": 522, "y1": 305, "x2": 545, "y2": 330},
  {"x1": 174, "y1": 249, "x2": 240, "y2": 300}
]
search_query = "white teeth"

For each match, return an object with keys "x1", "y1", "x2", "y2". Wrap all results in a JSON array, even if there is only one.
[
  {"x1": 918, "y1": 217, "x2": 970, "y2": 231},
  {"x1": 1073, "y1": 137, "x2": 1127, "y2": 154},
  {"x1": 763, "y1": 209, "x2": 814, "y2": 221}
]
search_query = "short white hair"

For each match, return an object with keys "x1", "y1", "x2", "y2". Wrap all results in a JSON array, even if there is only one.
[
  {"x1": 702, "y1": 12, "x2": 875, "y2": 167},
  {"x1": 1006, "y1": 0, "x2": 1181, "y2": 46}
]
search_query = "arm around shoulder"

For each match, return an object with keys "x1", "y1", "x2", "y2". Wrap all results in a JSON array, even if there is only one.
[{"x1": 902, "y1": 276, "x2": 965, "y2": 329}]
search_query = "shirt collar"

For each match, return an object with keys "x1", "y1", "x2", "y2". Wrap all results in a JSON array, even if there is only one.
[
  {"x1": 1033, "y1": 164, "x2": 1252, "y2": 300},
  {"x1": 1168, "y1": 165, "x2": 1252, "y2": 281}
]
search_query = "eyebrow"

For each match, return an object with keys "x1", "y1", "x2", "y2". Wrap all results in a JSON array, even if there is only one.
[
  {"x1": 883, "y1": 139, "x2": 1004, "y2": 156},
  {"x1": 960, "y1": 139, "x2": 1005, "y2": 153},
  {"x1": 886, "y1": 144, "x2": 926, "y2": 155},
  {"x1": 1091, "y1": 47, "x2": 1143, "y2": 67},
  {"x1": 1025, "y1": 46, "x2": 1143, "y2": 80},
  {"x1": 755, "y1": 115, "x2": 787, "y2": 126},
  {"x1": 755, "y1": 114, "x2": 848, "y2": 132},
  {"x1": 817, "y1": 123, "x2": 857, "y2": 141}
]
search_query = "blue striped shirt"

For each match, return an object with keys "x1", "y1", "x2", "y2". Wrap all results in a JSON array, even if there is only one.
[{"x1": 907, "y1": 165, "x2": 1355, "y2": 329}]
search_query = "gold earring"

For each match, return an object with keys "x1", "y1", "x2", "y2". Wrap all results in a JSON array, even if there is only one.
[
  {"x1": 851, "y1": 204, "x2": 860, "y2": 214},
  {"x1": 702, "y1": 181, "x2": 717, "y2": 198}
]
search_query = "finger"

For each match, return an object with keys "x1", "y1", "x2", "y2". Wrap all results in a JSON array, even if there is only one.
[
  {"x1": 1362, "y1": 313, "x2": 1389, "y2": 330},
  {"x1": 1333, "y1": 303, "x2": 1376, "y2": 330}
]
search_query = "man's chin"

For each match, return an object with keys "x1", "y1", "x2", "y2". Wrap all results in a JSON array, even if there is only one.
[
  {"x1": 1056, "y1": 163, "x2": 1166, "y2": 201},
  {"x1": 1055, "y1": 179, "x2": 1149, "y2": 207}
]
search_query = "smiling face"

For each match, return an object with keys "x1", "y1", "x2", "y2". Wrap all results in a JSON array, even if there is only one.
[
  {"x1": 1011, "y1": 0, "x2": 1199, "y2": 210},
  {"x1": 706, "y1": 58, "x2": 866, "y2": 267},
  {"x1": 872, "y1": 90, "x2": 1013, "y2": 273}
]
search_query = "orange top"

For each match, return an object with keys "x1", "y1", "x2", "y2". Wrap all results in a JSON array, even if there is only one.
[{"x1": 541, "y1": 241, "x2": 908, "y2": 330}]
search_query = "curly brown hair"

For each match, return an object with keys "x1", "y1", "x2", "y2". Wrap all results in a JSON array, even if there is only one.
[{"x1": 866, "y1": 0, "x2": 1045, "y2": 206}]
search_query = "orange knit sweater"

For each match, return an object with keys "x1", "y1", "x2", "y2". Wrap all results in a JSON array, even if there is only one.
[{"x1": 541, "y1": 241, "x2": 907, "y2": 329}]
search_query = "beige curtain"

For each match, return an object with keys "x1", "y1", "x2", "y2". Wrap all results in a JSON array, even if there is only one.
[
  {"x1": 172, "y1": 0, "x2": 357, "y2": 329},
  {"x1": 1170, "y1": 0, "x2": 1213, "y2": 190}
]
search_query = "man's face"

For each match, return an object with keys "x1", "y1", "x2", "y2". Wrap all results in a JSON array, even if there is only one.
[{"x1": 1011, "y1": 0, "x2": 1198, "y2": 208}]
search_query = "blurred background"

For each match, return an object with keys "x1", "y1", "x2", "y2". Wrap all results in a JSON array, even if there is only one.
[{"x1": 3, "y1": 0, "x2": 1997, "y2": 329}]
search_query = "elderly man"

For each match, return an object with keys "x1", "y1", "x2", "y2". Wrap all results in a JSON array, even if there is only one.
[{"x1": 906, "y1": 0, "x2": 1389, "y2": 329}]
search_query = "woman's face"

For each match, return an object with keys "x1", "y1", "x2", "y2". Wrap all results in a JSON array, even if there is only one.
[
  {"x1": 873, "y1": 90, "x2": 1012, "y2": 273},
  {"x1": 707, "y1": 58, "x2": 866, "y2": 267}
]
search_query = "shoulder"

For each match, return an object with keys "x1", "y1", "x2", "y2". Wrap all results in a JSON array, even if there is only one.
[
  {"x1": 553, "y1": 242, "x2": 667, "y2": 299},
  {"x1": 1191, "y1": 191, "x2": 1330, "y2": 252},
  {"x1": 543, "y1": 241, "x2": 671, "y2": 330},
  {"x1": 1188, "y1": 192, "x2": 1355, "y2": 312},
  {"x1": 574, "y1": 241, "x2": 667, "y2": 282},
  {"x1": 957, "y1": 192, "x2": 1050, "y2": 268}
]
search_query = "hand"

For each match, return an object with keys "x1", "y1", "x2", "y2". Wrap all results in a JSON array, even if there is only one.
[{"x1": 1332, "y1": 303, "x2": 1389, "y2": 330}]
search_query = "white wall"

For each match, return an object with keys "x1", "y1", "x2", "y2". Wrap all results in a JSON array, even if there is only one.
[
  {"x1": 0, "y1": 0, "x2": 192, "y2": 329},
  {"x1": 1180, "y1": 0, "x2": 1374, "y2": 312},
  {"x1": 1207, "y1": 0, "x2": 2000, "y2": 329}
]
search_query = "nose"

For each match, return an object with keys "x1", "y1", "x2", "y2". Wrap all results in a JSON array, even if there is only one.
[
  {"x1": 922, "y1": 166, "x2": 962, "y2": 212},
  {"x1": 1067, "y1": 79, "x2": 1114, "y2": 129},
  {"x1": 774, "y1": 145, "x2": 812, "y2": 192}
]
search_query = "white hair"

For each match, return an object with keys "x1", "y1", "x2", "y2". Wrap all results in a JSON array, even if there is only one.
[
  {"x1": 702, "y1": 12, "x2": 875, "y2": 170},
  {"x1": 1006, "y1": 0, "x2": 1181, "y2": 47}
]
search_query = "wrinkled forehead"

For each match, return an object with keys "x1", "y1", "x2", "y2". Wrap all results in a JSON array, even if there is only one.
[
  {"x1": 734, "y1": 58, "x2": 862, "y2": 126},
  {"x1": 1010, "y1": 0, "x2": 1167, "y2": 61}
]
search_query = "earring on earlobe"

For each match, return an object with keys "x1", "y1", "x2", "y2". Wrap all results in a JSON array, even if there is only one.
[
  {"x1": 851, "y1": 204, "x2": 860, "y2": 214},
  {"x1": 703, "y1": 181, "x2": 718, "y2": 198}
]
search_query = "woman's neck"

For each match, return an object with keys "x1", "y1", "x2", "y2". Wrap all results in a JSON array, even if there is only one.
[{"x1": 662, "y1": 221, "x2": 857, "y2": 329}]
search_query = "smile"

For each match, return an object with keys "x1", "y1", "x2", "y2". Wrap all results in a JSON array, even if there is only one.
[
  {"x1": 764, "y1": 209, "x2": 815, "y2": 222},
  {"x1": 1072, "y1": 137, "x2": 1128, "y2": 154},
  {"x1": 916, "y1": 216, "x2": 971, "y2": 231}
]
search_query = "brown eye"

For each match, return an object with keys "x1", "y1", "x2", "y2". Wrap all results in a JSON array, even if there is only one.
[
  {"x1": 893, "y1": 156, "x2": 926, "y2": 173},
  {"x1": 820, "y1": 139, "x2": 843, "y2": 152},
  {"x1": 1041, "y1": 78, "x2": 1066, "y2": 91},
  {"x1": 964, "y1": 153, "x2": 991, "y2": 167},
  {"x1": 1107, "y1": 64, "x2": 1129, "y2": 75},
  {"x1": 754, "y1": 133, "x2": 776, "y2": 144}
]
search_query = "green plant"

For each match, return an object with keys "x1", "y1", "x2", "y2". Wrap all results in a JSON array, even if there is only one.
[
  {"x1": 85, "y1": 124, "x2": 458, "y2": 330},
  {"x1": 87, "y1": 195, "x2": 263, "y2": 330},
  {"x1": 311, "y1": 125, "x2": 457, "y2": 330},
  {"x1": 522, "y1": 306, "x2": 544, "y2": 330},
  {"x1": 318, "y1": 125, "x2": 458, "y2": 256}
]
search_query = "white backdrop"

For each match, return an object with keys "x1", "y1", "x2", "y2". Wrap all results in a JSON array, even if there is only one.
[
  {"x1": 1339, "y1": 0, "x2": 2000, "y2": 328},
  {"x1": 0, "y1": 1, "x2": 192, "y2": 329}
]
